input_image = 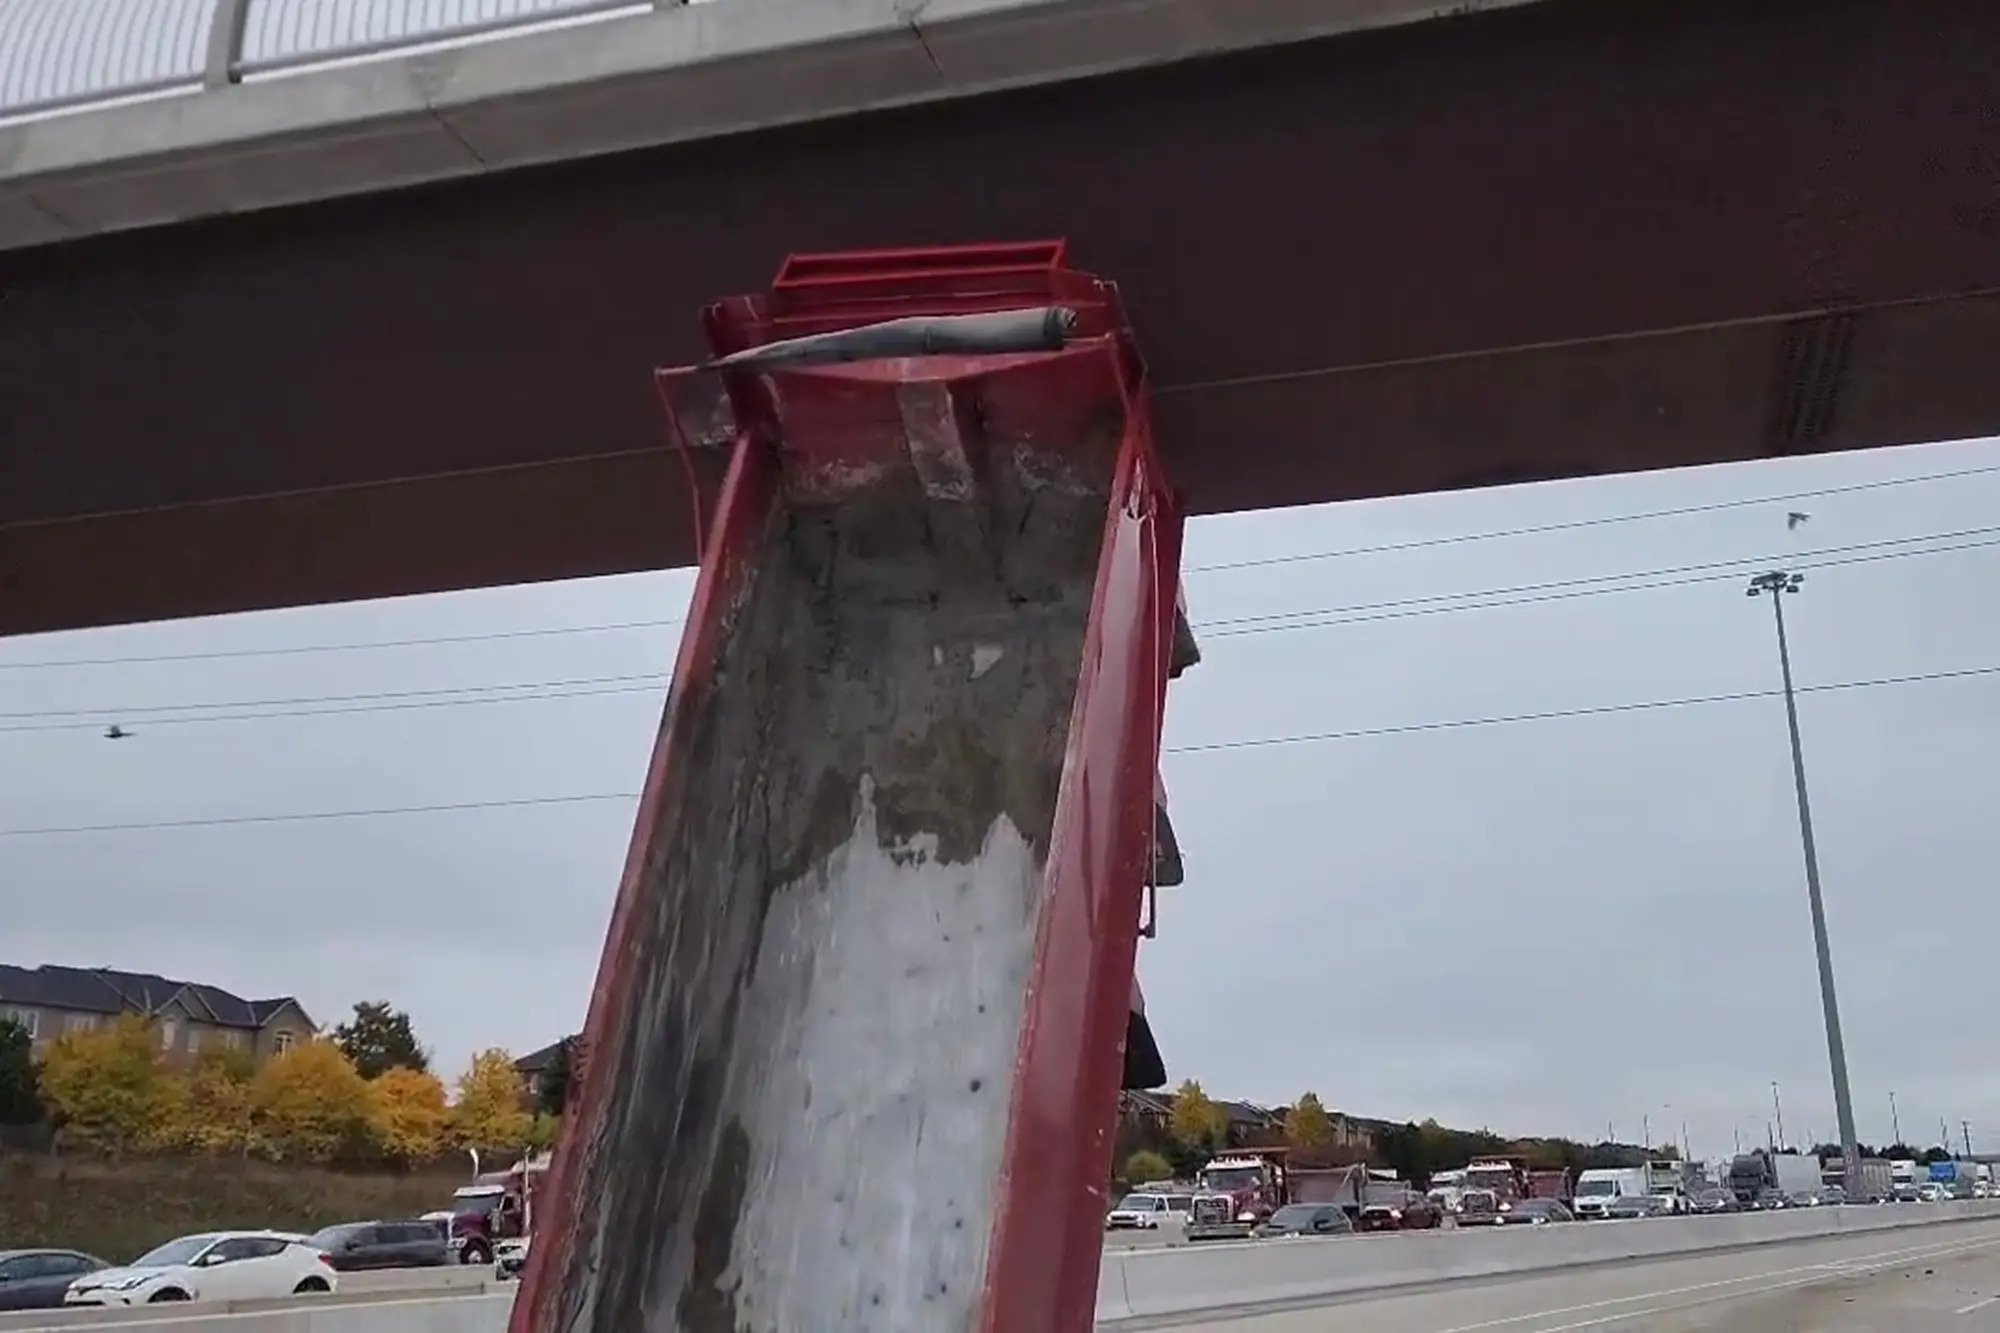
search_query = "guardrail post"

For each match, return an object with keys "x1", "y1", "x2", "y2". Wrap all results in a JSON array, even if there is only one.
[{"x1": 205, "y1": 0, "x2": 253, "y2": 89}]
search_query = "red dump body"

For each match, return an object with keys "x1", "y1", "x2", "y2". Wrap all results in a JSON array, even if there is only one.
[
  {"x1": 1528, "y1": 1168, "x2": 1574, "y2": 1201},
  {"x1": 512, "y1": 243, "x2": 1181, "y2": 1333}
]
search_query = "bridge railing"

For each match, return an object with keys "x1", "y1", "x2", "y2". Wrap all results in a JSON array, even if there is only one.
[{"x1": 0, "y1": 0, "x2": 697, "y2": 125}]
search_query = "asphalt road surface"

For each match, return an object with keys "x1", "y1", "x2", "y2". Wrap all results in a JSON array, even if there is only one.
[{"x1": 1175, "y1": 1216, "x2": 2000, "y2": 1331}]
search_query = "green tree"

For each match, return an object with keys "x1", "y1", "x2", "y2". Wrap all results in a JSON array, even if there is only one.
[
  {"x1": 534, "y1": 1041, "x2": 573, "y2": 1118},
  {"x1": 332, "y1": 1001, "x2": 430, "y2": 1080},
  {"x1": 1284, "y1": 1092, "x2": 1335, "y2": 1154},
  {"x1": 1375, "y1": 1121, "x2": 1431, "y2": 1185},
  {"x1": 1123, "y1": 1149, "x2": 1173, "y2": 1186},
  {"x1": 1168, "y1": 1080, "x2": 1226, "y2": 1152},
  {"x1": 525, "y1": 1111, "x2": 562, "y2": 1155},
  {"x1": 0, "y1": 1018, "x2": 40, "y2": 1125}
]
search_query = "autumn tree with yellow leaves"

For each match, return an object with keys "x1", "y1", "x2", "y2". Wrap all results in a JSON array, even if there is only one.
[
  {"x1": 1168, "y1": 1079, "x2": 1227, "y2": 1153},
  {"x1": 367, "y1": 1066, "x2": 450, "y2": 1166},
  {"x1": 150, "y1": 1046, "x2": 258, "y2": 1155},
  {"x1": 33, "y1": 1014, "x2": 558, "y2": 1169},
  {"x1": 449, "y1": 1049, "x2": 531, "y2": 1152},
  {"x1": 38, "y1": 1016, "x2": 168, "y2": 1154},
  {"x1": 252, "y1": 1040, "x2": 371, "y2": 1162}
]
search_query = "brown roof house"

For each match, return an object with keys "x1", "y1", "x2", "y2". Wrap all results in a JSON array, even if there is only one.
[{"x1": 0, "y1": 963, "x2": 316, "y2": 1064}]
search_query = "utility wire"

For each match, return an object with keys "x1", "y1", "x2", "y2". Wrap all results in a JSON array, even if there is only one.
[
  {"x1": 1200, "y1": 528, "x2": 2000, "y2": 639},
  {"x1": 0, "y1": 793, "x2": 642, "y2": 837},
  {"x1": 1168, "y1": 662, "x2": 2000, "y2": 753},
  {"x1": 1184, "y1": 459, "x2": 2000, "y2": 575},
  {"x1": 3, "y1": 661, "x2": 1995, "y2": 838},
  {"x1": 0, "y1": 672, "x2": 667, "y2": 722},
  {"x1": 0, "y1": 618, "x2": 687, "y2": 670},
  {"x1": 4, "y1": 459, "x2": 1996, "y2": 671},
  {"x1": 8, "y1": 525, "x2": 1999, "y2": 732},
  {"x1": 0, "y1": 683, "x2": 667, "y2": 734}
]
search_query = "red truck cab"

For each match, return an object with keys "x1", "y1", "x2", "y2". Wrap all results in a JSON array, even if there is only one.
[{"x1": 424, "y1": 1157, "x2": 547, "y2": 1264}]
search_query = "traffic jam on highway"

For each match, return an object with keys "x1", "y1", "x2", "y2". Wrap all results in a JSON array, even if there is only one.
[
  {"x1": 0, "y1": 1157, "x2": 542, "y2": 1312},
  {"x1": 1103, "y1": 1147, "x2": 1995, "y2": 1245},
  {"x1": 3, "y1": 1146, "x2": 1990, "y2": 1313}
]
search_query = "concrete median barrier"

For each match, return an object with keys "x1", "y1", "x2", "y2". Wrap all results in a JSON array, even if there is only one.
[
  {"x1": 0, "y1": 1290, "x2": 511, "y2": 1333},
  {"x1": 0, "y1": 1270, "x2": 503, "y2": 1332},
  {"x1": 1098, "y1": 1200, "x2": 2000, "y2": 1325}
]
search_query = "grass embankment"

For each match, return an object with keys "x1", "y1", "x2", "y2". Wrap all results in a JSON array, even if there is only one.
[{"x1": 0, "y1": 1154, "x2": 469, "y2": 1262}]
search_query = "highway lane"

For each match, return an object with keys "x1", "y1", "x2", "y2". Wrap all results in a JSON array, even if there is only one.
[
  {"x1": 0, "y1": 1269, "x2": 506, "y2": 1331},
  {"x1": 1167, "y1": 1215, "x2": 2000, "y2": 1331}
]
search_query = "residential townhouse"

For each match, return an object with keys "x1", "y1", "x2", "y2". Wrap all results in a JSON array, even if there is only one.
[{"x1": 0, "y1": 963, "x2": 316, "y2": 1063}]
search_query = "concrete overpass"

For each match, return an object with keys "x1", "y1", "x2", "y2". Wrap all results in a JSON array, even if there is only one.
[{"x1": 2, "y1": 0, "x2": 1996, "y2": 635}]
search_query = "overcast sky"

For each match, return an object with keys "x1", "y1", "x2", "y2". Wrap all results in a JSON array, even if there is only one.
[{"x1": 5, "y1": 435, "x2": 1999, "y2": 1164}]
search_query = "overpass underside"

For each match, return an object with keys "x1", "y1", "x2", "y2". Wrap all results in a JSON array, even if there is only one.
[{"x1": 1, "y1": 0, "x2": 1995, "y2": 636}]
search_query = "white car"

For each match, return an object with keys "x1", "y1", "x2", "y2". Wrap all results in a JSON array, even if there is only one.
[
  {"x1": 65, "y1": 1232, "x2": 338, "y2": 1306},
  {"x1": 495, "y1": 1237, "x2": 530, "y2": 1282}
]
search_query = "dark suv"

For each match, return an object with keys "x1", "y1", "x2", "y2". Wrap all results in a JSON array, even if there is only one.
[
  {"x1": 1358, "y1": 1193, "x2": 1442, "y2": 1232},
  {"x1": 306, "y1": 1221, "x2": 448, "y2": 1271}
]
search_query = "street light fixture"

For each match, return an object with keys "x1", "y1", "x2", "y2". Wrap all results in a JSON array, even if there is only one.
[{"x1": 1746, "y1": 570, "x2": 1861, "y2": 1193}]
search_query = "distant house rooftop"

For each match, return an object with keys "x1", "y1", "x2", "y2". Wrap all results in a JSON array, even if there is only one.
[
  {"x1": 0, "y1": 963, "x2": 310, "y2": 1032},
  {"x1": 515, "y1": 1036, "x2": 578, "y2": 1076}
]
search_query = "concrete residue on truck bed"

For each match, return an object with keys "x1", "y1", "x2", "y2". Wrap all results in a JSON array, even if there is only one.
[{"x1": 545, "y1": 428, "x2": 1115, "y2": 1333}]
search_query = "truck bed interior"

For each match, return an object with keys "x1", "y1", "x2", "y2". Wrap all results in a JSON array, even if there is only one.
[{"x1": 513, "y1": 244, "x2": 1182, "y2": 1333}]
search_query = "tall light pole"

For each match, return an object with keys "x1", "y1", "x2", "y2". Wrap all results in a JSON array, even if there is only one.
[
  {"x1": 1772, "y1": 1081, "x2": 1787, "y2": 1153},
  {"x1": 1890, "y1": 1091, "x2": 1901, "y2": 1148},
  {"x1": 1748, "y1": 571, "x2": 1861, "y2": 1191}
]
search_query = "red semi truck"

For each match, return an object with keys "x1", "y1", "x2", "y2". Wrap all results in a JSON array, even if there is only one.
[
  {"x1": 1186, "y1": 1154, "x2": 1416, "y2": 1240},
  {"x1": 424, "y1": 1155, "x2": 549, "y2": 1265},
  {"x1": 1458, "y1": 1157, "x2": 1573, "y2": 1225}
]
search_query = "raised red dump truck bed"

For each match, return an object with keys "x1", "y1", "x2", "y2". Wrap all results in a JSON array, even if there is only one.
[{"x1": 512, "y1": 242, "x2": 1184, "y2": 1333}]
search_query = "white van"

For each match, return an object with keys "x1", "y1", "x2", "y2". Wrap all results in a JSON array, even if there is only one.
[
  {"x1": 1571, "y1": 1167, "x2": 1650, "y2": 1220},
  {"x1": 1105, "y1": 1191, "x2": 1195, "y2": 1230}
]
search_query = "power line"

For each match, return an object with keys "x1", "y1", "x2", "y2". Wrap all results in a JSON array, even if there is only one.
[
  {"x1": 0, "y1": 618, "x2": 686, "y2": 670},
  {"x1": 0, "y1": 683, "x2": 667, "y2": 735},
  {"x1": 1167, "y1": 662, "x2": 2000, "y2": 754},
  {"x1": 1199, "y1": 527, "x2": 2000, "y2": 639},
  {"x1": 1182, "y1": 459, "x2": 2000, "y2": 574},
  {"x1": 0, "y1": 673, "x2": 668, "y2": 722},
  {"x1": 10, "y1": 525, "x2": 1999, "y2": 732},
  {"x1": 0, "y1": 793, "x2": 641, "y2": 838},
  {"x1": 5, "y1": 459, "x2": 1996, "y2": 671},
  {"x1": 3, "y1": 661, "x2": 1995, "y2": 837}
]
